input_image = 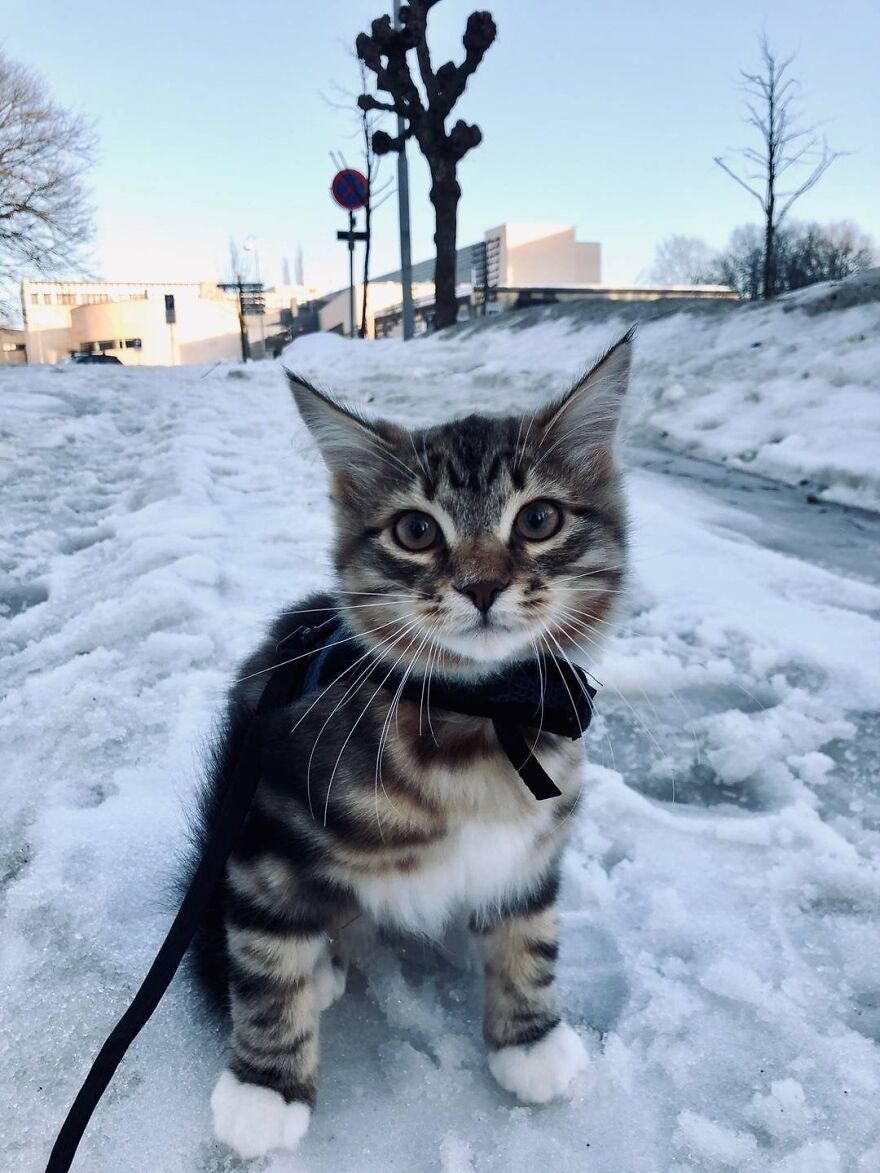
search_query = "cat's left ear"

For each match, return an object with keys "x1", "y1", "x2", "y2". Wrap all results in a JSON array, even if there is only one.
[{"x1": 537, "y1": 328, "x2": 634, "y2": 456}]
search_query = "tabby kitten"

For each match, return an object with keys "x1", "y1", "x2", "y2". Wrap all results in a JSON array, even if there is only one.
[{"x1": 197, "y1": 333, "x2": 631, "y2": 1159}]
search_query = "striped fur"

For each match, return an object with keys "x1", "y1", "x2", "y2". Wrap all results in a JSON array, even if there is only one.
[{"x1": 192, "y1": 336, "x2": 632, "y2": 1156}]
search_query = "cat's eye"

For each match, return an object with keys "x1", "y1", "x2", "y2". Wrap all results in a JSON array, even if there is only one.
[
  {"x1": 514, "y1": 500, "x2": 562, "y2": 542},
  {"x1": 392, "y1": 511, "x2": 441, "y2": 552}
]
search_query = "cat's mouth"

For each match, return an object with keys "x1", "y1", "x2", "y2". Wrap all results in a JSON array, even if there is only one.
[{"x1": 437, "y1": 618, "x2": 534, "y2": 665}]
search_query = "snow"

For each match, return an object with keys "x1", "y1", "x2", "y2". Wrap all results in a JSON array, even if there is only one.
[
  {"x1": 2, "y1": 280, "x2": 880, "y2": 1172},
  {"x1": 279, "y1": 268, "x2": 880, "y2": 512}
]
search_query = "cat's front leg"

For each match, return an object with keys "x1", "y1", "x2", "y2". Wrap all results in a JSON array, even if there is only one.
[
  {"x1": 211, "y1": 879, "x2": 346, "y2": 1159},
  {"x1": 473, "y1": 876, "x2": 588, "y2": 1104}
]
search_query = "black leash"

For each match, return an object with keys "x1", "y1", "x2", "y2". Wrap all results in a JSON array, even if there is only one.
[
  {"x1": 44, "y1": 613, "x2": 595, "y2": 1170},
  {"x1": 43, "y1": 659, "x2": 301, "y2": 1173}
]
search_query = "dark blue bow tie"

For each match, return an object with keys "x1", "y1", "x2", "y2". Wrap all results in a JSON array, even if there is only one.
[{"x1": 296, "y1": 605, "x2": 597, "y2": 800}]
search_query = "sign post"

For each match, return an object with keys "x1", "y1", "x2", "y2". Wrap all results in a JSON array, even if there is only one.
[
  {"x1": 331, "y1": 169, "x2": 369, "y2": 338},
  {"x1": 217, "y1": 281, "x2": 264, "y2": 362},
  {"x1": 164, "y1": 294, "x2": 177, "y2": 364}
]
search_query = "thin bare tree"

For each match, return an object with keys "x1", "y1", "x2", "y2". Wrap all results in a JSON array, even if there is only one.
[
  {"x1": 646, "y1": 235, "x2": 717, "y2": 285},
  {"x1": 324, "y1": 54, "x2": 393, "y2": 338},
  {"x1": 356, "y1": 1, "x2": 497, "y2": 330},
  {"x1": 355, "y1": 58, "x2": 395, "y2": 338},
  {"x1": 714, "y1": 37, "x2": 841, "y2": 300},
  {"x1": 0, "y1": 49, "x2": 96, "y2": 295}
]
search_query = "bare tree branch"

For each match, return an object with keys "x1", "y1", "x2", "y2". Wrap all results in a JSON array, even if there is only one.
[
  {"x1": 714, "y1": 35, "x2": 843, "y2": 298},
  {"x1": 0, "y1": 48, "x2": 96, "y2": 290}
]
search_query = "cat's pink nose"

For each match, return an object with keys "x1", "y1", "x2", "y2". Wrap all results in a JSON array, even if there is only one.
[{"x1": 457, "y1": 579, "x2": 509, "y2": 615}]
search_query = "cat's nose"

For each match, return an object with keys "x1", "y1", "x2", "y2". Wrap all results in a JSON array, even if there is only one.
[{"x1": 456, "y1": 579, "x2": 510, "y2": 615}]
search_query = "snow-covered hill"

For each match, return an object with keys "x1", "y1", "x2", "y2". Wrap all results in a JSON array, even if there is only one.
[
  {"x1": 1, "y1": 280, "x2": 879, "y2": 1173},
  {"x1": 284, "y1": 268, "x2": 880, "y2": 511}
]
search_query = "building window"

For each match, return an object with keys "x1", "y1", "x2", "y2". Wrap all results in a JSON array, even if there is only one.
[
  {"x1": 43, "y1": 293, "x2": 54, "y2": 305},
  {"x1": 31, "y1": 294, "x2": 39, "y2": 305},
  {"x1": 124, "y1": 338, "x2": 142, "y2": 349},
  {"x1": 97, "y1": 340, "x2": 118, "y2": 351}
]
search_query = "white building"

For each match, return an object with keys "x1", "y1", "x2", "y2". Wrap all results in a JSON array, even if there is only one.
[
  {"x1": 317, "y1": 280, "x2": 436, "y2": 337},
  {"x1": 483, "y1": 223, "x2": 601, "y2": 287},
  {"x1": 20, "y1": 279, "x2": 320, "y2": 365}
]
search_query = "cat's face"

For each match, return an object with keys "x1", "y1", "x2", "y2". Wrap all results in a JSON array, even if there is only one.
[{"x1": 290, "y1": 333, "x2": 630, "y2": 677}]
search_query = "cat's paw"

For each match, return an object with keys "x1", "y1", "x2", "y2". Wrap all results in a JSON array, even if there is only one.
[
  {"x1": 210, "y1": 1069, "x2": 311, "y2": 1158},
  {"x1": 488, "y1": 1022, "x2": 588, "y2": 1104},
  {"x1": 314, "y1": 954, "x2": 347, "y2": 1012}
]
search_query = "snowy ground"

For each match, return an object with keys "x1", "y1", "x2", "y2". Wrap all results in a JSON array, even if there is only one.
[
  {"x1": 1, "y1": 293, "x2": 880, "y2": 1173},
  {"x1": 361, "y1": 266, "x2": 879, "y2": 513}
]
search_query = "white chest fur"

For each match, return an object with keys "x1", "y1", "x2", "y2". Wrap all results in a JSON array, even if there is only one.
[{"x1": 354, "y1": 806, "x2": 558, "y2": 937}]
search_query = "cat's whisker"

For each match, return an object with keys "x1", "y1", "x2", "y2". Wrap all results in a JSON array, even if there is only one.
[
  {"x1": 424, "y1": 636, "x2": 440, "y2": 748},
  {"x1": 375, "y1": 626, "x2": 437, "y2": 824},
  {"x1": 290, "y1": 619, "x2": 411, "y2": 736},
  {"x1": 563, "y1": 564, "x2": 627, "y2": 581},
  {"x1": 556, "y1": 603, "x2": 621, "y2": 634},
  {"x1": 418, "y1": 635, "x2": 439, "y2": 739},
  {"x1": 554, "y1": 616, "x2": 678, "y2": 798},
  {"x1": 540, "y1": 626, "x2": 619, "y2": 819},
  {"x1": 517, "y1": 408, "x2": 539, "y2": 469},
  {"x1": 303, "y1": 619, "x2": 422, "y2": 817},
  {"x1": 276, "y1": 600, "x2": 409, "y2": 617},
  {"x1": 409, "y1": 432, "x2": 430, "y2": 482},
  {"x1": 323, "y1": 627, "x2": 425, "y2": 828},
  {"x1": 238, "y1": 615, "x2": 407, "y2": 684},
  {"x1": 332, "y1": 590, "x2": 413, "y2": 599}
]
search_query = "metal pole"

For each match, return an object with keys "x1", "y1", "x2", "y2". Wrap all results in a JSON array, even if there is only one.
[
  {"x1": 237, "y1": 279, "x2": 249, "y2": 362},
  {"x1": 255, "y1": 246, "x2": 265, "y2": 357},
  {"x1": 393, "y1": 0, "x2": 414, "y2": 340},
  {"x1": 348, "y1": 210, "x2": 356, "y2": 339}
]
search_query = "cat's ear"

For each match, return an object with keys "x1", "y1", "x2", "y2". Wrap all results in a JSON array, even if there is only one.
[
  {"x1": 287, "y1": 372, "x2": 405, "y2": 486},
  {"x1": 537, "y1": 328, "x2": 634, "y2": 458}
]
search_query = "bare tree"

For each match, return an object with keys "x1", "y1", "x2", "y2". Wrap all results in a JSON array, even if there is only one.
[
  {"x1": 344, "y1": 58, "x2": 394, "y2": 338},
  {"x1": 357, "y1": 1, "x2": 497, "y2": 330},
  {"x1": 714, "y1": 37, "x2": 841, "y2": 300},
  {"x1": 710, "y1": 219, "x2": 874, "y2": 299},
  {"x1": 0, "y1": 50, "x2": 95, "y2": 291},
  {"x1": 646, "y1": 235, "x2": 717, "y2": 285}
]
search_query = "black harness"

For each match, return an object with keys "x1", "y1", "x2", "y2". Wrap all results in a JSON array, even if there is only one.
[{"x1": 44, "y1": 604, "x2": 596, "y2": 1172}]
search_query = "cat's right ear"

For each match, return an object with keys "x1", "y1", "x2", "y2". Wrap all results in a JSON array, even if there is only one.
[{"x1": 287, "y1": 372, "x2": 404, "y2": 490}]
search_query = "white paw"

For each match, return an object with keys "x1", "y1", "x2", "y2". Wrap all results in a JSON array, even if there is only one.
[
  {"x1": 488, "y1": 1022, "x2": 588, "y2": 1104},
  {"x1": 314, "y1": 955, "x2": 347, "y2": 1011},
  {"x1": 210, "y1": 1069, "x2": 311, "y2": 1159}
]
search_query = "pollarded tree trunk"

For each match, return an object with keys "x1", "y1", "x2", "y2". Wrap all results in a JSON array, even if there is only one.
[
  {"x1": 763, "y1": 215, "x2": 777, "y2": 300},
  {"x1": 430, "y1": 164, "x2": 461, "y2": 330}
]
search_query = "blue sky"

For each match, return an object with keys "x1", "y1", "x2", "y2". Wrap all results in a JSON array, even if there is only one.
[{"x1": 5, "y1": 0, "x2": 879, "y2": 292}]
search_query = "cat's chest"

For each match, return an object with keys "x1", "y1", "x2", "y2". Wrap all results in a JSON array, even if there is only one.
[{"x1": 352, "y1": 806, "x2": 557, "y2": 937}]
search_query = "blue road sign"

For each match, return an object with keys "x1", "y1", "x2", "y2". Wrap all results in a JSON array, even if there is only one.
[{"x1": 331, "y1": 168, "x2": 369, "y2": 211}]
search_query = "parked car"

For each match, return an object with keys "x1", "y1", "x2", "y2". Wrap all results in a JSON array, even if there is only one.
[{"x1": 70, "y1": 353, "x2": 123, "y2": 365}]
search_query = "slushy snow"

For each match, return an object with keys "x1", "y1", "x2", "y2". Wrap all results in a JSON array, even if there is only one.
[{"x1": 1, "y1": 277, "x2": 879, "y2": 1171}]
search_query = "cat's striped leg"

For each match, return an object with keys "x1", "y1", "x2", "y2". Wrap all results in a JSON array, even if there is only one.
[
  {"x1": 473, "y1": 875, "x2": 588, "y2": 1104},
  {"x1": 211, "y1": 866, "x2": 349, "y2": 1159}
]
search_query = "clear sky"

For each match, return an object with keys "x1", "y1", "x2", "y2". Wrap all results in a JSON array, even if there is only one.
[{"x1": 5, "y1": 0, "x2": 879, "y2": 293}]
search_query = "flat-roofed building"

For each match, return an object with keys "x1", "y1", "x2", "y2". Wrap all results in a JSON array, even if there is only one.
[
  {"x1": 482, "y1": 223, "x2": 601, "y2": 287},
  {"x1": 20, "y1": 279, "x2": 321, "y2": 365}
]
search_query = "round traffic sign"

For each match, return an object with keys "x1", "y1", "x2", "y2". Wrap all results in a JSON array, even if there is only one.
[{"x1": 331, "y1": 168, "x2": 369, "y2": 211}]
